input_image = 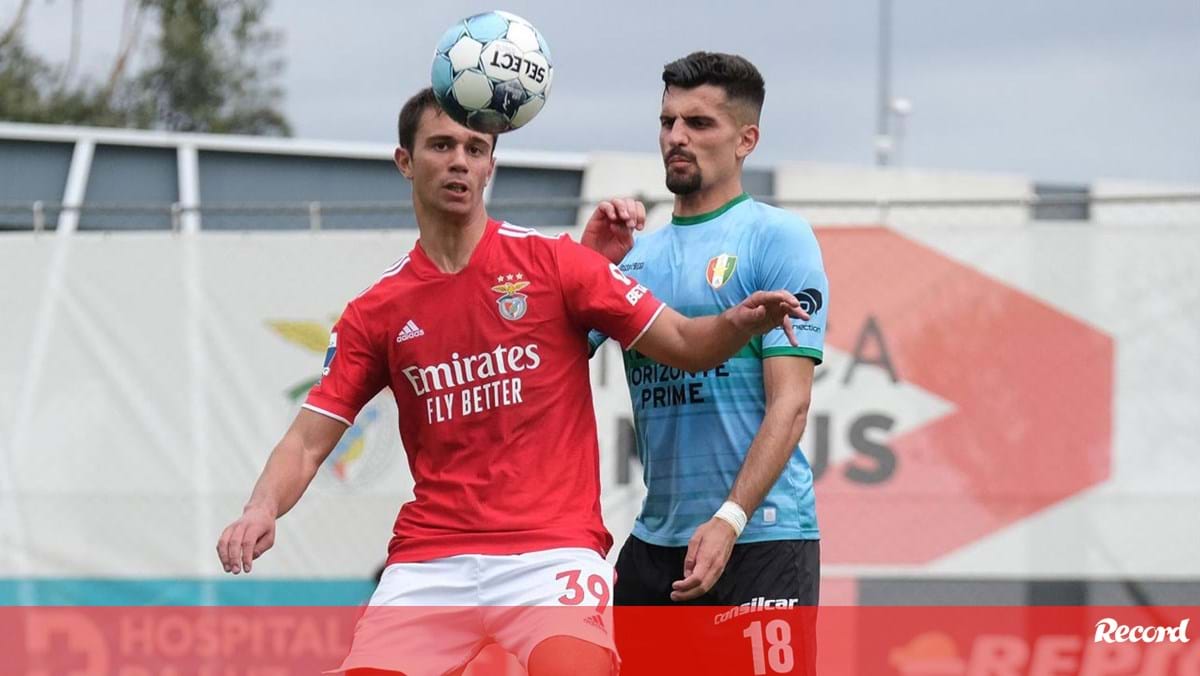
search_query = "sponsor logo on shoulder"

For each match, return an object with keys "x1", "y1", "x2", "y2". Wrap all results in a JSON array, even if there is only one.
[
  {"x1": 796, "y1": 288, "x2": 823, "y2": 315},
  {"x1": 322, "y1": 332, "x2": 337, "y2": 376},
  {"x1": 791, "y1": 287, "x2": 825, "y2": 333}
]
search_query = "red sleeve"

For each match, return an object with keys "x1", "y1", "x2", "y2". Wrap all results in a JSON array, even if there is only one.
[
  {"x1": 555, "y1": 235, "x2": 665, "y2": 349},
  {"x1": 303, "y1": 303, "x2": 387, "y2": 425}
]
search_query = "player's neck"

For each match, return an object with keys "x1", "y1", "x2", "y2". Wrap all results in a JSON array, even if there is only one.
[
  {"x1": 673, "y1": 180, "x2": 745, "y2": 219},
  {"x1": 416, "y1": 207, "x2": 490, "y2": 274}
]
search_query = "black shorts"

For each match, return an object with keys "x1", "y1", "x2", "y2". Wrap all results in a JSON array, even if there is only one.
[
  {"x1": 615, "y1": 536, "x2": 820, "y2": 675},
  {"x1": 614, "y1": 536, "x2": 820, "y2": 607}
]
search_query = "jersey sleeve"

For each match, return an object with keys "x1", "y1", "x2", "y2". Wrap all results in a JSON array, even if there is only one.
[
  {"x1": 555, "y1": 235, "x2": 665, "y2": 350},
  {"x1": 303, "y1": 303, "x2": 388, "y2": 425},
  {"x1": 756, "y1": 217, "x2": 829, "y2": 363}
]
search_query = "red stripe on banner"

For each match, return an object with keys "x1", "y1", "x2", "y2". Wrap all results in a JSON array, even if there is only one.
[{"x1": 0, "y1": 606, "x2": 1196, "y2": 675}]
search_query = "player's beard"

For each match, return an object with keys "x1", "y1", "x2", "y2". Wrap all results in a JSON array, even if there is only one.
[
  {"x1": 665, "y1": 163, "x2": 702, "y2": 195},
  {"x1": 664, "y1": 147, "x2": 702, "y2": 195}
]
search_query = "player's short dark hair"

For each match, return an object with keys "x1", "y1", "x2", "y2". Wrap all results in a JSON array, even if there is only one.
[
  {"x1": 397, "y1": 87, "x2": 496, "y2": 153},
  {"x1": 662, "y1": 52, "x2": 765, "y2": 122}
]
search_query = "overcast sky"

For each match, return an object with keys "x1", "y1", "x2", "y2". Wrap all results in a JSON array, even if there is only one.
[{"x1": 8, "y1": 0, "x2": 1199, "y2": 185}]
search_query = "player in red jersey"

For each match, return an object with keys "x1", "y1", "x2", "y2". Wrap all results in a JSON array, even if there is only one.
[{"x1": 216, "y1": 88, "x2": 806, "y2": 676}]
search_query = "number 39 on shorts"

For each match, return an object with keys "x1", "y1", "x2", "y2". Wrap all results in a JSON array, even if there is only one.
[{"x1": 555, "y1": 569, "x2": 611, "y2": 613}]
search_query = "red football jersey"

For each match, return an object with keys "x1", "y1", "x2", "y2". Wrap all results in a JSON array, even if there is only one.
[{"x1": 304, "y1": 220, "x2": 664, "y2": 564}]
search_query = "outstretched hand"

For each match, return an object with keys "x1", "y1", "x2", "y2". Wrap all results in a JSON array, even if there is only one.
[
  {"x1": 724, "y1": 290, "x2": 810, "y2": 345},
  {"x1": 581, "y1": 198, "x2": 646, "y2": 264}
]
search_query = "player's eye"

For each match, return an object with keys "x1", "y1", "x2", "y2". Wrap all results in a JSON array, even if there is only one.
[{"x1": 659, "y1": 117, "x2": 674, "y2": 129}]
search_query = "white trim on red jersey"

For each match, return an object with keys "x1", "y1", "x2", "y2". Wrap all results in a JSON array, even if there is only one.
[
  {"x1": 301, "y1": 403, "x2": 353, "y2": 427},
  {"x1": 381, "y1": 256, "x2": 411, "y2": 278},
  {"x1": 497, "y1": 223, "x2": 561, "y2": 240},
  {"x1": 626, "y1": 302, "x2": 666, "y2": 350},
  {"x1": 357, "y1": 256, "x2": 411, "y2": 297}
]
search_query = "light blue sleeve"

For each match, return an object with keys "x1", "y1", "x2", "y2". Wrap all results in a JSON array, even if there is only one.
[
  {"x1": 755, "y1": 215, "x2": 828, "y2": 363},
  {"x1": 587, "y1": 329, "x2": 608, "y2": 358}
]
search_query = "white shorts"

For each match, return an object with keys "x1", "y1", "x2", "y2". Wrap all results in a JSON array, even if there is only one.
[{"x1": 333, "y1": 547, "x2": 617, "y2": 676}]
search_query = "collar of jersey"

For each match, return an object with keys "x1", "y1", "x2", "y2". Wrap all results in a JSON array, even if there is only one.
[
  {"x1": 670, "y1": 192, "x2": 751, "y2": 226},
  {"x1": 409, "y1": 218, "x2": 500, "y2": 278}
]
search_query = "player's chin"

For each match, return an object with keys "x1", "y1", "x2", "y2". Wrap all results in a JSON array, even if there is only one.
[{"x1": 433, "y1": 194, "x2": 476, "y2": 214}]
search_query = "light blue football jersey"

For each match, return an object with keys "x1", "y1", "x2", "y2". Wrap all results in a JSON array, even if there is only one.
[{"x1": 590, "y1": 194, "x2": 828, "y2": 546}]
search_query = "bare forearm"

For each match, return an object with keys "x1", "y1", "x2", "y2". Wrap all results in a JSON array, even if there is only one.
[
  {"x1": 728, "y1": 401, "x2": 809, "y2": 514},
  {"x1": 634, "y1": 291, "x2": 802, "y2": 373},
  {"x1": 643, "y1": 311, "x2": 750, "y2": 372},
  {"x1": 244, "y1": 429, "x2": 328, "y2": 518}
]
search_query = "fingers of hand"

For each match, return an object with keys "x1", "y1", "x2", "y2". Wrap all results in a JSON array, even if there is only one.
[
  {"x1": 671, "y1": 556, "x2": 718, "y2": 600},
  {"x1": 226, "y1": 522, "x2": 246, "y2": 574},
  {"x1": 252, "y1": 530, "x2": 274, "y2": 560},
  {"x1": 670, "y1": 575, "x2": 705, "y2": 601},
  {"x1": 217, "y1": 526, "x2": 233, "y2": 572},
  {"x1": 241, "y1": 531, "x2": 258, "y2": 573},
  {"x1": 600, "y1": 201, "x2": 617, "y2": 222},
  {"x1": 682, "y1": 542, "x2": 699, "y2": 578},
  {"x1": 615, "y1": 198, "x2": 632, "y2": 224},
  {"x1": 782, "y1": 314, "x2": 799, "y2": 346},
  {"x1": 635, "y1": 201, "x2": 647, "y2": 230}
]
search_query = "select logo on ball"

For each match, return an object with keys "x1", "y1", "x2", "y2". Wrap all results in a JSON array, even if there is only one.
[{"x1": 431, "y1": 11, "x2": 553, "y2": 133}]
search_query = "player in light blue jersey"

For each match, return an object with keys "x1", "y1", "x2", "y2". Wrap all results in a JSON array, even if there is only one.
[{"x1": 583, "y1": 53, "x2": 827, "y2": 629}]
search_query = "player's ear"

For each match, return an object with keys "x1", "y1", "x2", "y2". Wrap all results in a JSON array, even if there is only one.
[
  {"x1": 394, "y1": 146, "x2": 414, "y2": 180},
  {"x1": 736, "y1": 123, "x2": 760, "y2": 161}
]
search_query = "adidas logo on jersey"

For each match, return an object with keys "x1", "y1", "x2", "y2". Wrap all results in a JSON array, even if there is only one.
[{"x1": 396, "y1": 320, "x2": 425, "y2": 343}]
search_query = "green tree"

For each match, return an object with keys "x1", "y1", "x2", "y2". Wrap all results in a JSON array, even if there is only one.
[
  {"x1": 131, "y1": 0, "x2": 291, "y2": 134},
  {"x1": 0, "y1": 0, "x2": 291, "y2": 136}
]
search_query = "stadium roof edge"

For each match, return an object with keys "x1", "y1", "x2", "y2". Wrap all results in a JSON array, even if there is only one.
[{"x1": 0, "y1": 121, "x2": 588, "y2": 170}]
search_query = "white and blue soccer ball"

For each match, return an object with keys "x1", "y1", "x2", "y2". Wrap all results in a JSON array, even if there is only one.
[{"x1": 431, "y1": 11, "x2": 553, "y2": 134}]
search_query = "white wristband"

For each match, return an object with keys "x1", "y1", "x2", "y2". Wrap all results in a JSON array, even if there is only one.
[{"x1": 713, "y1": 500, "x2": 748, "y2": 537}]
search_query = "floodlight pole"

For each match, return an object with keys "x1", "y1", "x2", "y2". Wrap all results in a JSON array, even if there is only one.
[{"x1": 875, "y1": 0, "x2": 893, "y2": 166}]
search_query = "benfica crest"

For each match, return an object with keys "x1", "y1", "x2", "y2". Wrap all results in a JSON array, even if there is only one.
[
  {"x1": 491, "y1": 276, "x2": 531, "y2": 321},
  {"x1": 706, "y1": 254, "x2": 738, "y2": 289}
]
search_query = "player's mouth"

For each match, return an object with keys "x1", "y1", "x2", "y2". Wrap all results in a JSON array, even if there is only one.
[
  {"x1": 668, "y1": 159, "x2": 693, "y2": 168},
  {"x1": 442, "y1": 181, "x2": 470, "y2": 196},
  {"x1": 666, "y1": 152, "x2": 695, "y2": 168}
]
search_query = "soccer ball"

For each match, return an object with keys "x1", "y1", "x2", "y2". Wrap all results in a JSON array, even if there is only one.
[{"x1": 431, "y1": 11, "x2": 553, "y2": 134}]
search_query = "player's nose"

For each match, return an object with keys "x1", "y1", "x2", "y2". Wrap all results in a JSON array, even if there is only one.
[
  {"x1": 664, "y1": 119, "x2": 689, "y2": 146},
  {"x1": 448, "y1": 145, "x2": 470, "y2": 169}
]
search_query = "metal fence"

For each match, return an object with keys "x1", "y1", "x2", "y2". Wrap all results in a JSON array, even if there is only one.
[{"x1": 2, "y1": 193, "x2": 1198, "y2": 232}]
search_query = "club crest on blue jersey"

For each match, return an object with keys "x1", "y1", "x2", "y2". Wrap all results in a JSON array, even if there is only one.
[
  {"x1": 491, "y1": 274, "x2": 531, "y2": 321},
  {"x1": 322, "y1": 331, "x2": 338, "y2": 376},
  {"x1": 705, "y1": 254, "x2": 738, "y2": 289}
]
